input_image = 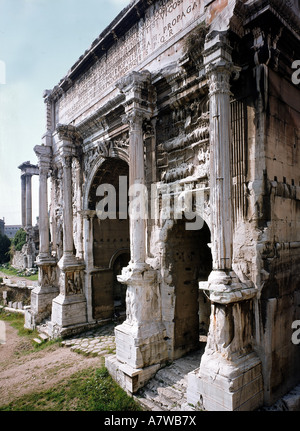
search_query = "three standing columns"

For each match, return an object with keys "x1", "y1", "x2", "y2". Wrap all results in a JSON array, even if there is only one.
[
  {"x1": 187, "y1": 33, "x2": 263, "y2": 411},
  {"x1": 18, "y1": 161, "x2": 39, "y2": 229}
]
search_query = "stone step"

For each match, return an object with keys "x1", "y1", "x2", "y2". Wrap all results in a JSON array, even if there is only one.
[
  {"x1": 39, "y1": 333, "x2": 49, "y2": 341},
  {"x1": 33, "y1": 337, "x2": 43, "y2": 345},
  {"x1": 135, "y1": 395, "x2": 165, "y2": 412},
  {"x1": 136, "y1": 349, "x2": 204, "y2": 411}
]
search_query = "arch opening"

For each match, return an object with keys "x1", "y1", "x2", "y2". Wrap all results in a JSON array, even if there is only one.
[
  {"x1": 88, "y1": 158, "x2": 130, "y2": 321},
  {"x1": 165, "y1": 219, "x2": 212, "y2": 359}
]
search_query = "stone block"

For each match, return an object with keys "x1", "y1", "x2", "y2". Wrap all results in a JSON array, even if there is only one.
[
  {"x1": 106, "y1": 354, "x2": 161, "y2": 394},
  {"x1": 187, "y1": 354, "x2": 264, "y2": 411},
  {"x1": 51, "y1": 294, "x2": 87, "y2": 328}
]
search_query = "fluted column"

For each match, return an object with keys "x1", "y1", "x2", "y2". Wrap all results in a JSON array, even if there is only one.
[
  {"x1": 107, "y1": 71, "x2": 168, "y2": 393},
  {"x1": 208, "y1": 62, "x2": 233, "y2": 272},
  {"x1": 21, "y1": 175, "x2": 26, "y2": 227},
  {"x1": 25, "y1": 174, "x2": 32, "y2": 228},
  {"x1": 60, "y1": 154, "x2": 76, "y2": 266},
  {"x1": 125, "y1": 109, "x2": 147, "y2": 266},
  {"x1": 24, "y1": 146, "x2": 58, "y2": 330},
  {"x1": 50, "y1": 125, "x2": 87, "y2": 331},
  {"x1": 34, "y1": 145, "x2": 52, "y2": 260},
  {"x1": 187, "y1": 33, "x2": 263, "y2": 412},
  {"x1": 203, "y1": 35, "x2": 255, "y2": 302}
]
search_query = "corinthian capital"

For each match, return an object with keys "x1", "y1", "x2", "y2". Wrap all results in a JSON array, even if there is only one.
[
  {"x1": 121, "y1": 108, "x2": 145, "y2": 129},
  {"x1": 206, "y1": 61, "x2": 241, "y2": 97},
  {"x1": 33, "y1": 145, "x2": 51, "y2": 175},
  {"x1": 56, "y1": 123, "x2": 82, "y2": 146}
]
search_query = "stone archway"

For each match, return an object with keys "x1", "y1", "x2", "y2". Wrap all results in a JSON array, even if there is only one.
[
  {"x1": 87, "y1": 157, "x2": 130, "y2": 320},
  {"x1": 165, "y1": 219, "x2": 212, "y2": 360}
]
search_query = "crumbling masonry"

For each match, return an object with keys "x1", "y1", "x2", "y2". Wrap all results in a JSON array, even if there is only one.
[{"x1": 24, "y1": 0, "x2": 300, "y2": 411}]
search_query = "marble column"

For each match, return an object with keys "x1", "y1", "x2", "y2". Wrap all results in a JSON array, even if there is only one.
[
  {"x1": 106, "y1": 71, "x2": 167, "y2": 394},
  {"x1": 25, "y1": 174, "x2": 32, "y2": 228},
  {"x1": 24, "y1": 146, "x2": 58, "y2": 330},
  {"x1": 126, "y1": 109, "x2": 147, "y2": 267},
  {"x1": 21, "y1": 175, "x2": 26, "y2": 228},
  {"x1": 50, "y1": 128, "x2": 87, "y2": 333},
  {"x1": 187, "y1": 33, "x2": 263, "y2": 411},
  {"x1": 38, "y1": 155, "x2": 50, "y2": 259}
]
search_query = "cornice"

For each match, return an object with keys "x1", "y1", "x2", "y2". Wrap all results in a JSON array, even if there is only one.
[{"x1": 243, "y1": 0, "x2": 300, "y2": 40}]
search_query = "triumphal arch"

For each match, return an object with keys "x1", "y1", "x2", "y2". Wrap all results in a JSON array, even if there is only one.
[{"x1": 25, "y1": 0, "x2": 300, "y2": 410}]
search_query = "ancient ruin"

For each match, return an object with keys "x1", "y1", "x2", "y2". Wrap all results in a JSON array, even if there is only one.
[
  {"x1": 10, "y1": 162, "x2": 40, "y2": 271},
  {"x1": 24, "y1": 0, "x2": 300, "y2": 411}
]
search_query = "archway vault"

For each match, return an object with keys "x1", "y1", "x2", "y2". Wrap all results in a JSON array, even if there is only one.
[{"x1": 86, "y1": 157, "x2": 130, "y2": 320}]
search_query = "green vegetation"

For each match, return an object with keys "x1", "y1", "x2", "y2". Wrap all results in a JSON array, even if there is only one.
[
  {"x1": 0, "y1": 309, "x2": 58, "y2": 353},
  {"x1": 0, "y1": 263, "x2": 38, "y2": 281},
  {"x1": 12, "y1": 228, "x2": 27, "y2": 251},
  {"x1": 0, "y1": 309, "x2": 142, "y2": 412},
  {"x1": 0, "y1": 233, "x2": 11, "y2": 264},
  {"x1": 183, "y1": 21, "x2": 209, "y2": 57},
  {"x1": 0, "y1": 366, "x2": 142, "y2": 411}
]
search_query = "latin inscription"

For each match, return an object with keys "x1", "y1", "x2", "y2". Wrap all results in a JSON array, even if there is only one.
[{"x1": 57, "y1": 0, "x2": 203, "y2": 123}]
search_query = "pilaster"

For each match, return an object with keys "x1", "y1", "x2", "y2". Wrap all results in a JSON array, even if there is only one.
[{"x1": 81, "y1": 209, "x2": 96, "y2": 324}]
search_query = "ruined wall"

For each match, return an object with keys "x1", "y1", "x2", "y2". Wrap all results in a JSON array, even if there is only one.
[
  {"x1": 229, "y1": 23, "x2": 300, "y2": 404},
  {"x1": 258, "y1": 68, "x2": 300, "y2": 404}
]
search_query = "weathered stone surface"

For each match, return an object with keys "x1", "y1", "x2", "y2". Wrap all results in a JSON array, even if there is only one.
[{"x1": 23, "y1": 0, "x2": 300, "y2": 411}]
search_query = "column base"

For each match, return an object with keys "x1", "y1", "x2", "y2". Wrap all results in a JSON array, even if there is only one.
[
  {"x1": 105, "y1": 354, "x2": 161, "y2": 394},
  {"x1": 115, "y1": 320, "x2": 168, "y2": 370},
  {"x1": 51, "y1": 293, "x2": 87, "y2": 329},
  {"x1": 24, "y1": 285, "x2": 59, "y2": 329},
  {"x1": 187, "y1": 352, "x2": 263, "y2": 411},
  {"x1": 116, "y1": 264, "x2": 168, "y2": 370}
]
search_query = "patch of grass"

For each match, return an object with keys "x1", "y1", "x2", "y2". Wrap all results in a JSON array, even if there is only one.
[
  {"x1": 0, "y1": 308, "x2": 37, "y2": 338},
  {"x1": 0, "y1": 264, "x2": 38, "y2": 281},
  {"x1": 0, "y1": 366, "x2": 142, "y2": 411},
  {"x1": 0, "y1": 308, "x2": 60, "y2": 353}
]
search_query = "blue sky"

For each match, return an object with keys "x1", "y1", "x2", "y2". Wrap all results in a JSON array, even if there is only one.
[{"x1": 0, "y1": 0, "x2": 129, "y2": 226}]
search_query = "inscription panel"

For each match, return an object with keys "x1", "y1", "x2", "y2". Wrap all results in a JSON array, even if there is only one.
[{"x1": 56, "y1": 0, "x2": 204, "y2": 124}]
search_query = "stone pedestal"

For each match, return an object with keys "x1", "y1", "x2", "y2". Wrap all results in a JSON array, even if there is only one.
[
  {"x1": 187, "y1": 280, "x2": 263, "y2": 411},
  {"x1": 107, "y1": 264, "x2": 168, "y2": 393},
  {"x1": 24, "y1": 258, "x2": 58, "y2": 329},
  {"x1": 187, "y1": 352, "x2": 263, "y2": 411},
  {"x1": 49, "y1": 257, "x2": 87, "y2": 335}
]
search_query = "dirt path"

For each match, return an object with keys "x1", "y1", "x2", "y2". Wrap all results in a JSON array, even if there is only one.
[
  {"x1": 0, "y1": 271, "x2": 35, "y2": 287},
  {"x1": 0, "y1": 320, "x2": 102, "y2": 407}
]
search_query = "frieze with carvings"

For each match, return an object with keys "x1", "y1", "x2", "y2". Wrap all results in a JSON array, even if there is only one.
[
  {"x1": 66, "y1": 270, "x2": 83, "y2": 295},
  {"x1": 157, "y1": 97, "x2": 209, "y2": 183},
  {"x1": 39, "y1": 264, "x2": 57, "y2": 287}
]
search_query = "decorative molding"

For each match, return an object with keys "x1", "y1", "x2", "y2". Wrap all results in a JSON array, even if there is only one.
[{"x1": 56, "y1": 123, "x2": 82, "y2": 145}]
